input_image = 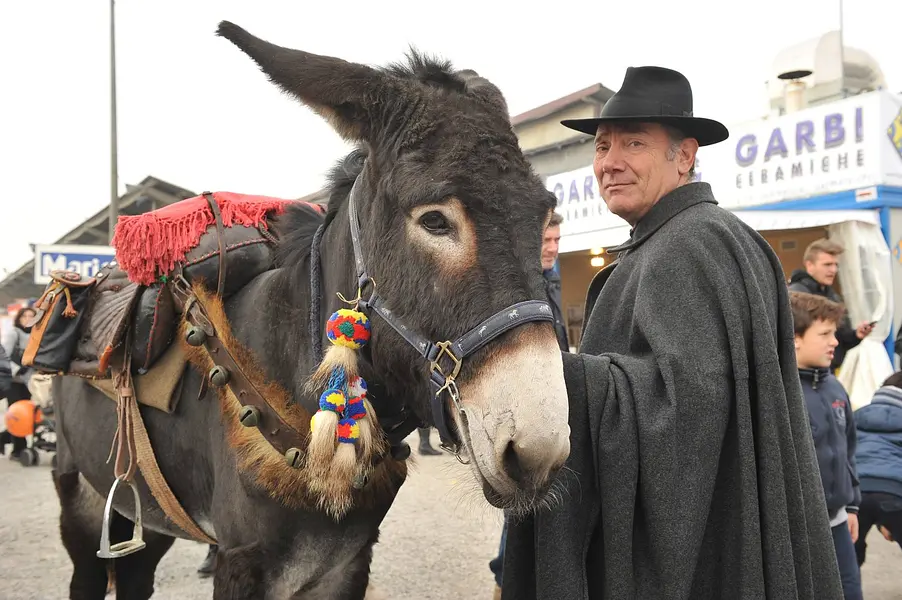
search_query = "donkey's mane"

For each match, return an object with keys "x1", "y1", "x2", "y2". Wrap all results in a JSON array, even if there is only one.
[{"x1": 383, "y1": 48, "x2": 467, "y2": 93}]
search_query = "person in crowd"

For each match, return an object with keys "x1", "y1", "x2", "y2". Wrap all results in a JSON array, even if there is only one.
[
  {"x1": 788, "y1": 239, "x2": 874, "y2": 371},
  {"x1": 790, "y1": 291, "x2": 862, "y2": 600},
  {"x1": 0, "y1": 307, "x2": 36, "y2": 460},
  {"x1": 541, "y1": 211, "x2": 569, "y2": 353},
  {"x1": 501, "y1": 66, "x2": 843, "y2": 599},
  {"x1": 852, "y1": 370, "x2": 902, "y2": 566},
  {"x1": 417, "y1": 426, "x2": 441, "y2": 456}
]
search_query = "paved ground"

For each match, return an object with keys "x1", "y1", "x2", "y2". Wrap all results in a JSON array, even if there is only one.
[{"x1": 0, "y1": 432, "x2": 899, "y2": 599}]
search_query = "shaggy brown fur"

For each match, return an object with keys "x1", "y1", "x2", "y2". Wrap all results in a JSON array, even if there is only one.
[{"x1": 180, "y1": 284, "x2": 405, "y2": 519}]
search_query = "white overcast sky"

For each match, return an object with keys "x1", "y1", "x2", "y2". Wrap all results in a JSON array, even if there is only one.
[{"x1": 1, "y1": 0, "x2": 900, "y2": 277}]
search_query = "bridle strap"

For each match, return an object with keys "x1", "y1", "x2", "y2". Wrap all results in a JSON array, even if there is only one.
[{"x1": 344, "y1": 176, "x2": 555, "y2": 454}]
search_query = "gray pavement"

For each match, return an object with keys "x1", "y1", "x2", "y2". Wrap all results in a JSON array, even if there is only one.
[{"x1": 0, "y1": 433, "x2": 898, "y2": 599}]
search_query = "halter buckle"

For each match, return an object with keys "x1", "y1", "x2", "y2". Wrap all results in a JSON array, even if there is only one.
[{"x1": 430, "y1": 341, "x2": 462, "y2": 395}]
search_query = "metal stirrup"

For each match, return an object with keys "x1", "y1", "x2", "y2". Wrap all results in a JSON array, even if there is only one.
[{"x1": 96, "y1": 475, "x2": 146, "y2": 559}]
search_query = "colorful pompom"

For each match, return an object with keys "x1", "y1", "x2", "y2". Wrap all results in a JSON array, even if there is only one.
[
  {"x1": 337, "y1": 418, "x2": 361, "y2": 443},
  {"x1": 348, "y1": 375, "x2": 368, "y2": 398},
  {"x1": 319, "y1": 389, "x2": 346, "y2": 413},
  {"x1": 346, "y1": 396, "x2": 367, "y2": 420},
  {"x1": 326, "y1": 309, "x2": 371, "y2": 350}
]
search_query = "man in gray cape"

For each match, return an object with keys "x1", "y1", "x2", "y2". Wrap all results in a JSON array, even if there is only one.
[{"x1": 501, "y1": 66, "x2": 844, "y2": 599}]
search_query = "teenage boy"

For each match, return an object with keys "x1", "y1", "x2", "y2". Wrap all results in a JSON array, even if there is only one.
[{"x1": 790, "y1": 291, "x2": 862, "y2": 600}]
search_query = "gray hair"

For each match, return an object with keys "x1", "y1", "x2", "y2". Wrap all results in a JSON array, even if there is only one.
[{"x1": 663, "y1": 125, "x2": 696, "y2": 180}]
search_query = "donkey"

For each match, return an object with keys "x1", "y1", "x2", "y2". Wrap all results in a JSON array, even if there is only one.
[{"x1": 51, "y1": 21, "x2": 570, "y2": 599}]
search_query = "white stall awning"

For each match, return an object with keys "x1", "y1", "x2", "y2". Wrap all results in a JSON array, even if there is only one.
[
  {"x1": 732, "y1": 209, "x2": 880, "y2": 232},
  {"x1": 559, "y1": 209, "x2": 881, "y2": 255}
]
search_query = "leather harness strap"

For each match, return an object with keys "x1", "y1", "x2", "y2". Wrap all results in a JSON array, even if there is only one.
[
  {"x1": 123, "y1": 379, "x2": 217, "y2": 544},
  {"x1": 182, "y1": 297, "x2": 308, "y2": 457},
  {"x1": 109, "y1": 326, "x2": 218, "y2": 544},
  {"x1": 202, "y1": 192, "x2": 227, "y2": 298}
]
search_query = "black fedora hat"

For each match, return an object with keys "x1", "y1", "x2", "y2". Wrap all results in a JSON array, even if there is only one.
[{"x1": 561, "y1": 66, "x2": 729, "y2": 147}]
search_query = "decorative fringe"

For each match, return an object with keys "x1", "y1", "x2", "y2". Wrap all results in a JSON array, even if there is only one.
[
  {"x1": 305, "y1": 345, "x2": 359, "y2": 394},
  {"x1": 111, "y1": 191, "x2": 295, "y2": 285},
  {"x1": 357, "y1": 399, "x2": 378, "y2": 460},
  {"x1": 307, "y1": 409, "x2": 339, "y2": 475},
  {"x1": 305, "y1": 304, "x2": 385, "y2": 496},
  {"x1": 331, "y1": 443, "x2": 358, "y2": 482}
]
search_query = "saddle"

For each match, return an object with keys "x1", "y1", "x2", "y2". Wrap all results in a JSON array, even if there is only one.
[{"x1": 22, "y1": 191, "x2": 293, "y2": 388}]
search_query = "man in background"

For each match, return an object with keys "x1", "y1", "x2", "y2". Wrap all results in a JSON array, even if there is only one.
[
  {"x1": 541, "y1": 211, "x2": 570, "y2": 352},
  {"x1": 788, "y1": 239, "x2": 874, "y2": 371}
]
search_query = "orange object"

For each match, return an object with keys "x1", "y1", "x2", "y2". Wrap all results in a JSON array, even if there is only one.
[{"x1": 5, "y1": 399, "x2": 41, "y2": 437}]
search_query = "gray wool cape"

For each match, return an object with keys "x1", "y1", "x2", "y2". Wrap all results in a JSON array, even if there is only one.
[{"x1": 502, "y1": 182, "x2": 843, "y2": 599}]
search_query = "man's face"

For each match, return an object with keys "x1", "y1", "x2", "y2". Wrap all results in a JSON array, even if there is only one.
[
  {"x1": 795, "y1": 319, "x2": 839, "y2": 369},
  {"x1": 541, "y1": 225, "x2": 561, "y2": 271},
  {"x1": 593, "y1": 122, "x2": 697, "y2": 226},
  {"x1": 805, "y1": 252, "x2": 839, "y2": 286}
]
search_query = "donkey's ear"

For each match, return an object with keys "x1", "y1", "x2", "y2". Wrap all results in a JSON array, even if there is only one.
[
  {"x1": 455, "y1": 69, "x2": 509, "y2": 118},
  {"x1": 217, "y1": 21, "x2": 397, "y2": 142}
]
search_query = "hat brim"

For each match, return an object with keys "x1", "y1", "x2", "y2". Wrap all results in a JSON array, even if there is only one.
[{"x1": 560, "y1": 115, "x2": 729, "y2": 147}]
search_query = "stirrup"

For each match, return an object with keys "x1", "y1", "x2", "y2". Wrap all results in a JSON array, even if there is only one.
[{"x1": 96, "y1": 475, "x2": 146, "y2": 558}]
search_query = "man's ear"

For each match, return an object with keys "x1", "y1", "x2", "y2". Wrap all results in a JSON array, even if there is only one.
[
  {"x1": 217, "y1": 21, "x2": 408, "y2": 143},
  {"x1": 678, "y1": 137, "x2": 700, "y2": 178}
]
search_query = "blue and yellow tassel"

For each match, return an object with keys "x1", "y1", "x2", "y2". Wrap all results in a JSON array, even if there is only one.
[{"x1": 307, "y1": 302, "x2": 378, "y2": 485}]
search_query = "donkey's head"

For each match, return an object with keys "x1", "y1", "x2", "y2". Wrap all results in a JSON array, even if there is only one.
[{"x1": 218, "y1": 22, "x2": 570, "y2": 512}]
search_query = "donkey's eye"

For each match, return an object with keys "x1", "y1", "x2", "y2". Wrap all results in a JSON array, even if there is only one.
[{"x1": 419, "y1": 211, "x2": 450, "y2": 234}]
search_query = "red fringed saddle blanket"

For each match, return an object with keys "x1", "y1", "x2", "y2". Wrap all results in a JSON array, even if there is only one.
[{"x1": 112, "y1": 191, "x2": 298, "y2": 286}]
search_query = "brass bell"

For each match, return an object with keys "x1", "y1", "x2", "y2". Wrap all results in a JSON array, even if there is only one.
[
  {"x1": 284, "y1": 448, "x2": 305, "y2": 469},
  {"x1": 185, "y1": 326, "x2": 207, "y2": 346},
  {"x1": 352, "y1": 472, "x2": 369, "y2": 490},
  {"x1": 238, "y1": 406, "x2": 260, "y2": 428},
  {"x1": 208, "y1": 366, "x2": 230, "y2": 387}
]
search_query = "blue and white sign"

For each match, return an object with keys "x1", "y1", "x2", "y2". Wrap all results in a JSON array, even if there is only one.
[
  {"x1": 33, "y1": 244, "x2": 116, "y2": 285},
  {"x1": 695, "y1": 90, "x2": 902, "y2": 208}
]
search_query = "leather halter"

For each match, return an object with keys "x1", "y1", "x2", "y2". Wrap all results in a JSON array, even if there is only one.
[{"x1": 343, "y1": 176, "x2": 556, "y2": 456}]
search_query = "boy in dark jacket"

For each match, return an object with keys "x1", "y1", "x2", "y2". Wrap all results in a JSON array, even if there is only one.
[
  {"x1": 853, "y1": 370, "x2": 902, "y2": 565},
  {"x1": 790, "y1": 291, "x2": 862, "y2": 600}
]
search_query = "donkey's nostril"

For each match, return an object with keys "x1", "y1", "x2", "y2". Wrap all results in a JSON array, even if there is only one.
[{"x1": 502, "y1": 440, "x2": 525, "y2": 484}]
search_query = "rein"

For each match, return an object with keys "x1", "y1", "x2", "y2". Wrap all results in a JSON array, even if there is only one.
[{"x1": 310, "y1": 173, "x2": 555, "y2": 457}]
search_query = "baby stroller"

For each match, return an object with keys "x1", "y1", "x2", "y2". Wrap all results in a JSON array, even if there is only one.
[{"x1": 4, "y1": 375, "x2": 57, "y2": 467}]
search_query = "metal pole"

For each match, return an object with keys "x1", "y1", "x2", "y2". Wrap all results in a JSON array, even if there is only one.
[
  {"x1": 838, "y1": 0, "x2": 847, "y2": 98},
  {"x1": 108, "y1": 0, "x2": 119, "y2": 243}
]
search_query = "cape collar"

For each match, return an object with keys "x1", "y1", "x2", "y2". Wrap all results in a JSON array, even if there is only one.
[{"x1": 608, "y1": 182, "x2": 718, "y2": 254}]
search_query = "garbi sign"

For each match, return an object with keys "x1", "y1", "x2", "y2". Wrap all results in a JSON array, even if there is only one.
[{"x1": 697, "y1": 90, "x2": 902, "y2": 208}]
